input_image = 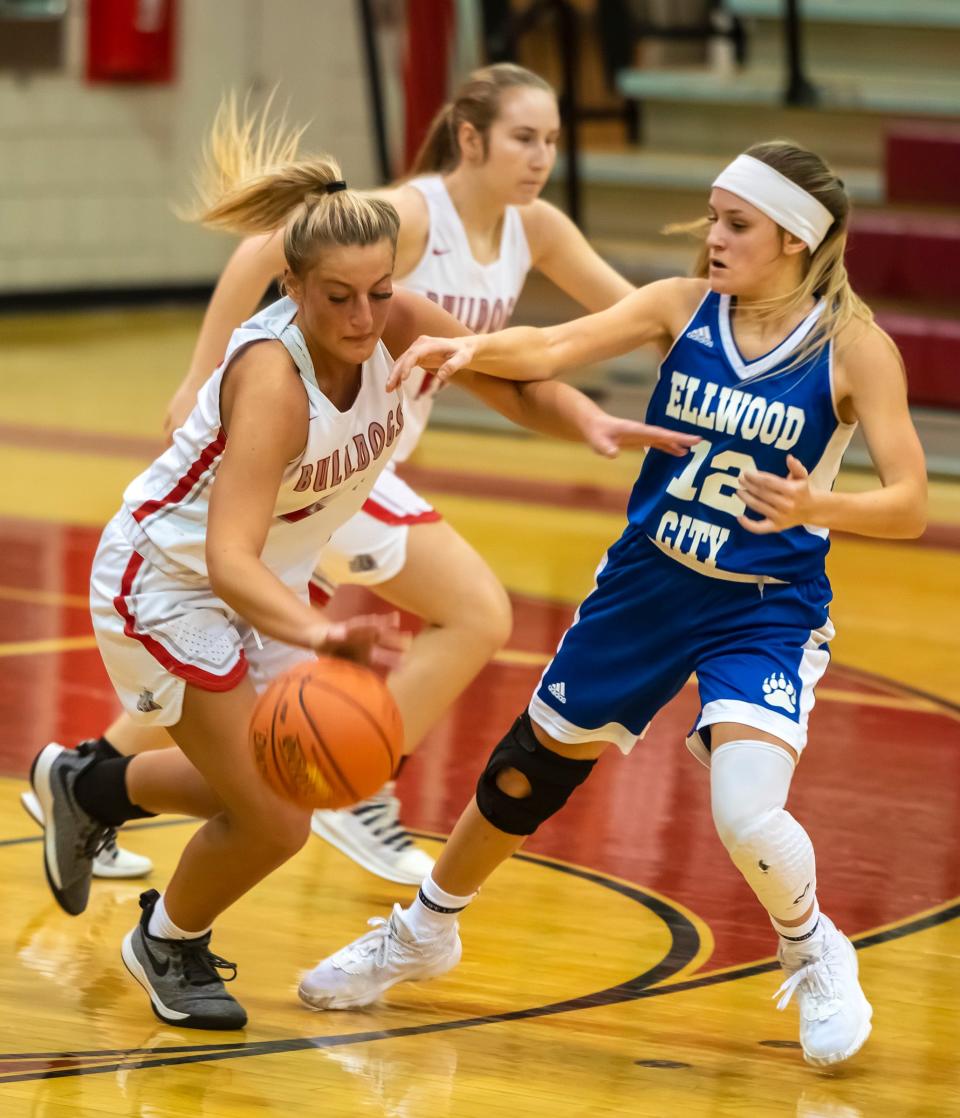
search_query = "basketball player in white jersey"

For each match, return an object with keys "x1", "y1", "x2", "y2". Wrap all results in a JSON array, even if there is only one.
[
  {"x1": 28, "y1": 119, "x2": 695, "y2": 1030},
  {"x1": 299, "y1": 140, "x2": 928, "y2": 1068},
  {"x1": 25, "y1": 64, "x2": 641, "y2": 885}
]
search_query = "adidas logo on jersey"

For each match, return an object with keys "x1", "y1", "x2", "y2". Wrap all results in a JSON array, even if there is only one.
[
  {"x1": 547, "y1": 681, "x2": 566, "y2": 704},
  {"x1": 686, "y1": 325, "x2": 713, "y2": 348}
]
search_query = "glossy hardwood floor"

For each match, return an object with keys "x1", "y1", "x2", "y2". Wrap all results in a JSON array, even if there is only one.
[{"x1": 1, "y1": 308, "x2": 959, "y2": 1117}]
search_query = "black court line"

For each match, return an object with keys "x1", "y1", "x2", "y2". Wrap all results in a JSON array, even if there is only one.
[
  {"x1": 2, "y1": 830, "x2": 958, "y2": 1085},
  {"x1": 2, "y1": 669, "x2": 958, "y2": 1084},
  {"x1": 0, "y1": 815, "x2": 195, "y2": 849},
  {"x1": 0, "y1": 845, "x2": 701, "y2": 1083},
  {"x1": 835, "y1": 660, "x2": 960, "y2": 719}
]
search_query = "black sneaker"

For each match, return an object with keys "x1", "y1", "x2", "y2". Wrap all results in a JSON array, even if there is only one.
[
  {"x1": 31, "y1": 742, "x2": 112, "y2": 915},
  {"x1": 121, "y1": 890, "x2": 248, "y2": 1030}
]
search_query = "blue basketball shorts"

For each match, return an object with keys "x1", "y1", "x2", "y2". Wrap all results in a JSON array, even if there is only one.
[{"x1": 529, "y1": 527, "x2": 834, "y2": 763}]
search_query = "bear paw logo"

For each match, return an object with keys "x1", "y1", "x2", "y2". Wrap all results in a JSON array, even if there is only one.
[{"x1": 762, "y1": 673, "x2": 796, "y2": 714}]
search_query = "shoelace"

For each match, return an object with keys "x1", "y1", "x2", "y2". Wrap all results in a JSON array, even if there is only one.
[
  {"x1": 71, "y1": 742, "x2": 117, "y2": 860},
  {"x1": 774, "y1": 951, "x2": 839, "y2": 1017},
  {"x1": 80, "y1": 824, "x2": 114, "y2": 861},
  {"x1": 352, "y1": 798, "x2": 414, "y2": 851},
  {"x1": 336, "y1": 913, "x2": 396, "y2": 971},
  {"x1": 336, "y1": 907, "x2": 451, "y2": 974},
  {"x1": 178, "y1": 940, "x2": 239, "y2": 986}
]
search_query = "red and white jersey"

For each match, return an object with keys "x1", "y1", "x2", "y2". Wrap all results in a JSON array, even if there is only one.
[
  {"x1": 394, "y1": 174, "x2": 532, "y2": 460},
  {"x1": 119, "y1": 296, "x2": 403, "y2": 589}
]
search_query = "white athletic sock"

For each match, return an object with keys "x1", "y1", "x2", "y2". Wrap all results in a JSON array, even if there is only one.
[
  {"x1": 401, "y1": 873, "x2": 475, "y2": 940},
  {"x1": 147, "y1": 893, "x2": 211, "y2": 941},
  {"x1": 773, "y1": 897, "x2": 822, "y2": 945}
]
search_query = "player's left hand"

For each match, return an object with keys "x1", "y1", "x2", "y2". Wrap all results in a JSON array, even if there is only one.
[
  {"x1": 737, "y1": 455, "x2": 815, "y2": 534},
  {"x1": 585, "y1": 415, "x2": 702, "y2": 458}
]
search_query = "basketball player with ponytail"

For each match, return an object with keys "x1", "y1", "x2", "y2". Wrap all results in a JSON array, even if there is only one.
[
  {"x1": 21, "y1": 63, "x2": 640, "y2": 888},
  {"x1": 301, "y1": 140, "x2": 928, "y2": 1068},
  {"x1": 27, "y1": 109, "x2": 694, "y2": 1029}
]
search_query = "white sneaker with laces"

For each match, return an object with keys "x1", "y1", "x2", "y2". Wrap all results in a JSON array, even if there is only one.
[
  {"x1": 774, "y1": 914, "x2": 873, "y2": 1066},
  {"x1": 311, "y1": 783, "x2": 435, "y2": 885},
  {"x1": 20, "y1": 788, "x2": 153, "y2": 879},
  {"x1": 298, "y1": 903, "x2": 462, "y2": 1010}
]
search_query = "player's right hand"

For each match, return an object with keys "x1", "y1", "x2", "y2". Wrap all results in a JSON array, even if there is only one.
[
  {"x1": 388, "y1": 334, "x2": 478, "y2": 391},
  {"x1": 315, "y1": 612, "x2": 410, "y2": 669}
]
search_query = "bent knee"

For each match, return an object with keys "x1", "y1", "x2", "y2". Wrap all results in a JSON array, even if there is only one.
[
  {"x1": 476, "y1": 712, "x2": 597, "y2": 836},
  {"x1": 233, "y1": 805, "x2": 311, "y2": 859},
  {"x1": 713, "y1": 805, "x2": 776, "y2": 854},
  {"x1": 495, "y1": 766, "x2": 532, "y2": 798},
  {"x1": 274, "y1": 810, "x2": 312, "y2": 856},
  {"x1": 434, "y1": 576, "x2": 511, "y2": 649},
  {"x1": 710, "y1": 740, "x2": 794, "y2": 853},
  {"x1": 467, "y1": 584, "x2": 513, "y2": 650}
]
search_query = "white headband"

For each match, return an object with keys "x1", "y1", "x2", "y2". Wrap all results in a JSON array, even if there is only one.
[{"x1": 712, "y1": 154, "x2": 834, "y2": 251}]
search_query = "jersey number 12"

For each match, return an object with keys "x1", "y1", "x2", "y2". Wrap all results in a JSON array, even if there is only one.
[{"x1": 665, "y1": 439, "x2": 756, "y2": 517}]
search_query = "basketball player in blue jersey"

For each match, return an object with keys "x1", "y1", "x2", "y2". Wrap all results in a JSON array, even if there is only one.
[
  {"x1": 299, "y1": 140, "x2": 928, "y2": 1068},
  {"x1": 23, "y1": 65, "x2": 641, "y2": 886},
  {"x1": 28, "y1": 119, "x2": 694, "y2": 1031}
]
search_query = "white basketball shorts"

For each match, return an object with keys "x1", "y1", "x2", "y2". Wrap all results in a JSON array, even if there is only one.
[
  {"x1": 309, "y1": 464, "x2": 440, "y2": 605},
  {"x1": 90, "y1": 516, "x2": 313, "y2": 727}
]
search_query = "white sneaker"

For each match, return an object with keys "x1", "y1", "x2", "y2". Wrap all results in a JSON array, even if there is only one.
[
  {"x1": 298, "y1": 903, "x2": 462, "y2": 1010},
  {"x1": 311, "y1": 783, "x2": 435, "y2": 885},
  {"x1": 20, "y1": 788, "x2": 153, "y2": 880},
  {"x1": 774, "y1": 914, "x2": 873, "y2": 1066}
]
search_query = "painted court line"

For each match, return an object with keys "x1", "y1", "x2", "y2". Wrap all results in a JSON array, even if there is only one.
[
  {"x1": 0, "y1": 629, "x2": 947, "y2": 718},
  {"x1": 0, "y1": 421, "x2": 956, "y2": 548},
  {"x1": 0, "y1": 585, "x2": 89, "y2": 609},
  {"x1": 0, "y1": 636, "x2": 98, "y2": 659}
]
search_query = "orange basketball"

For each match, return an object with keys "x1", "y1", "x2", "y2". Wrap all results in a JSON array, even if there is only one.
[{"x1": 249, "y1": 656, "x2": 403, "y2": 809}]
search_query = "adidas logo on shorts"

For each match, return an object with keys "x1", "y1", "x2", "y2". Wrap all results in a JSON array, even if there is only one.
[
  {"x1": 547, "y1": 681, "x2": 566, "y2": 704},
  {"x1": 686, "y1": 325, "x2": 713, "y2": 348}
]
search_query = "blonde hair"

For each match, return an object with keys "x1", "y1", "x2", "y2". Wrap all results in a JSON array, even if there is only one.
[
  {"x1": 189, "y1": 93, "x2": 399, "y2": 277},
  {"x1": 667, "y1": 139, "x2": 873, "y2": 369},
  {"x1": 410, "y1": 62, "x2": 555, "y2": 175}
]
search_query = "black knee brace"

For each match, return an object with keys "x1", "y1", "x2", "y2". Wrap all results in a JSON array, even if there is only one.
[{"x1": 475, "y1": 712, "x2": 597, "y2": 836}]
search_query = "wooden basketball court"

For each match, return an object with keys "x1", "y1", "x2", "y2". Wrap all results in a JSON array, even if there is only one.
[{"x1": 1, "y1": 308, "x2": 959, "y2": 1117}]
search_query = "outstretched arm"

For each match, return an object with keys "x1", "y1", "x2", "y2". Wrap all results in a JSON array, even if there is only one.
[
  {"x1": 382, "y1": 288, "x2": 699, "y2": 458},
  {"x1": 387, "y1": 277, "x2": 703, "y2": 389},
  {"x1": 457, "y1": 371, "x2": 699, "y2": 458}
]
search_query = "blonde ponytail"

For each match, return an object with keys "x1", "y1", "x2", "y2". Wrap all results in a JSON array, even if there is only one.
[{"x1": 187, "y1": 92, "x2": 399, "y2": 277}]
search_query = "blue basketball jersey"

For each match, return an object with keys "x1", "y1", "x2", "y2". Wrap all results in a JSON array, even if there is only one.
[{"x1": 628, "y1": 290, "x2": 856, "y2": 582}]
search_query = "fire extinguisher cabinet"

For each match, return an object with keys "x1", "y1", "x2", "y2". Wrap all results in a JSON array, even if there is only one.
[{"x1": 86, "y1": 0, "x2": 176, "y2": 84}]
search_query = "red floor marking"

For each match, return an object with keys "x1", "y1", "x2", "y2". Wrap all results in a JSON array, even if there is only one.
[
  {"x1": 1, "y1": 520, "x2": 958, "y2": 973},
  {"x1": 0, "y1": 422, "x2": 162, "y2": 460},
  {"x1": 2, "y1": 420, "x2": 957, "y2": 550}
]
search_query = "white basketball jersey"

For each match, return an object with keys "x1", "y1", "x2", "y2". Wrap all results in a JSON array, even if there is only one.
[
  {"x1": 394, "y1": 174, "x2": 532, "y2": 460},
  {"x1": 119, "y1": 297, "x2": 404, "y2": 588}
]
